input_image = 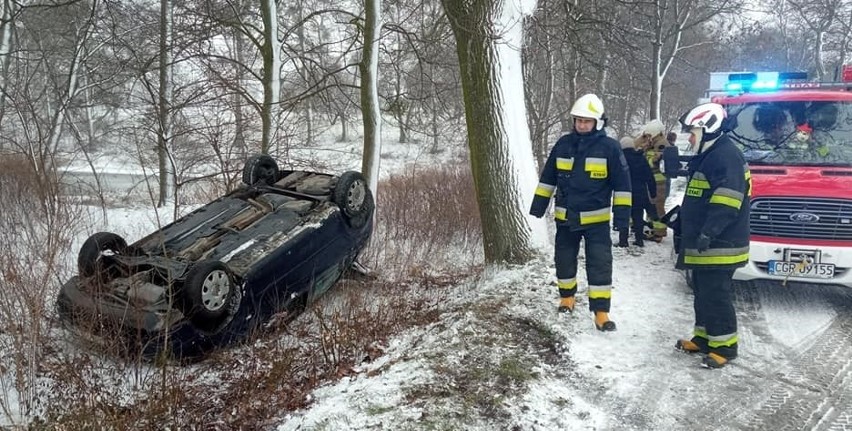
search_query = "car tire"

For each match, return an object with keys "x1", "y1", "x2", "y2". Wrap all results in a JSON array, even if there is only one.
[
  {"x1": 180, "y1": 260, "x2": 236, "y2": 331},
  {"x1": 78, "y1": 232, "x2": 129, "y2": 279},
  {"x1": 242, "y1": 154, "x2": 279, "y2": 186},
  {"x1": 332, "y1": 171, "x2": 374, "y2": 229}
]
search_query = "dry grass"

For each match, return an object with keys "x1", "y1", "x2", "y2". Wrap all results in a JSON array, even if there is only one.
[
  {"x1": 0, "y1": 154, "x2": 90, "y2": 422},
  {"x1": 0, "y1": 160, "x2": 486, "y2": 429},
  {"x1": 362, "y1": 163, "x2": 484, "y2": 281}
]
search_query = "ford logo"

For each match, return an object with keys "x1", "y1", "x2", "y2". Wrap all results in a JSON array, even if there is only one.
[{"x1": 789, "y1": 212, "x2": 820, "y2": 223}]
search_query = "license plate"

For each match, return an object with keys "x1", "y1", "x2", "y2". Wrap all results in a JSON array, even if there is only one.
[{"x1": 768, "y1": 260, "x2": 835, "y2": 279}]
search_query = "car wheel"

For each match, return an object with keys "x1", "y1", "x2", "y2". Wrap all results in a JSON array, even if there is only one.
[
  {"x1": 332, "y1": 171, "x2": 374, "y2": 228},
  {"x1": 242, "y1": 154, "x2": 279, "y2": 186},
  {"x1": 180, "y1": 260, "x2": 235, "y2": 331},
  {"x1": 78, "y1": 232, "x2": 129, "y2": 279}
]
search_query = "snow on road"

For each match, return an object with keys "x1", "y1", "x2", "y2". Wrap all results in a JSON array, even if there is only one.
[{"x1": 277, "y1": 219, "x2": 848, "y2": 430}]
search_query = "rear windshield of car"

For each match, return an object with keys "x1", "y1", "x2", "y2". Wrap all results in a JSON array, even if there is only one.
[{"x1": 724, "y1": 100, "x2": 852, "y2": 167}]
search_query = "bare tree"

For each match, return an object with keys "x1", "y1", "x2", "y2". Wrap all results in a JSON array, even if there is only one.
[
  {"x1": 627, "y1": 0, "x2": 740, "y2": 120},
  {"x1": 359, "y1": 0, "x2": 382, "y2": 194},
  {"x1": 787, "y1": 0, "x2": 844, "y2": 80},
  {"x1": 259, "y1": 0, "x2": 280, "y2": 153},
  {"x1": 0, "y1": 0, "x2": 17, "y2": 134},
  {"x1": 157, "y1": 0, "x2": 174, "y2": 206}
]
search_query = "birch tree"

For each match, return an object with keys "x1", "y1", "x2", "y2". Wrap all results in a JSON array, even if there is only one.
[
  {"x1": 441, "y1": 0, "x2": 546, "y2": 264},
  {"x1": 787, "y1": 0, "x2": 846, "y2": 80},
  {"x1": 0, "y1": 0, "x2": 16, "y2": 133},
  {"x1": 359, "y1": 0, "x2": 382, "y2": 195},
  {"x1": 629, "y1": 0, "x2": 739, "y2": 120},
  {"x1": 157, "y1": 0, "x2": 174, "y2": 206},
  {"x1": 260, "y1": 0, "x2": 280, "y2": 154}
]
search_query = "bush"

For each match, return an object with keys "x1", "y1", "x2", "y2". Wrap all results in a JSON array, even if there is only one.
[
  {"x1": 362, "y1": 163, "x2": 484, "y2": 281},
  {"x1": 0, "y1": 153, "x2": 85, "y2": 423}
]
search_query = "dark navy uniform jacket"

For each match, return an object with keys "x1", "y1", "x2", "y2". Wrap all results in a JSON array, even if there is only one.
[
  {"x1": 676, "y1": 134, "x2": 751, "y2": 270},
  {"x1": 623, "y1": 147, "x2": 657, "y2": 207},
  {"x1": 530, "y1": 129, "x2": 632, "y2": 230}
]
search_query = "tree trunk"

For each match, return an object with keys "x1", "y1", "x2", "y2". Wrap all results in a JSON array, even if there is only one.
[
  {"x1": 260, "y1": 0, "x2": 280, "y2": 154},
  {"x1": 296, "y1": 1, "x2": 314, "y2": 146},
  {"x1": 0, "y1": 0, "x2": 15, "y2": 136},
  {"x1": 442, "y1": 0, "x2": 542, "y2": 264},
  {"x1": 360, "y1": 0, "x2": 382, "y2": 196},
  {"x1": 232, "y1": 25, "x2": 247, "y2": 159},
  {"x1": 157, "y1": 0, "x2": 174, "y2": 207},
  {"x1": 340, "y1": 111, "x2": 349, "y2": 141},
  {"x1": 815, "y1": 30, "x2": 826, "y2": 81}
]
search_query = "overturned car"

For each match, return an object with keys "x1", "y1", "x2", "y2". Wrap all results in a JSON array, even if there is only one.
[{"x1": 56, "y1": 155, "x2": 374, "y2": 360}]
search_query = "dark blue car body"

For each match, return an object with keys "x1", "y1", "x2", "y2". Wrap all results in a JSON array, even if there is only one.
[{"x1": 57, "y1": 166, "x2": 374, "y2": 360}]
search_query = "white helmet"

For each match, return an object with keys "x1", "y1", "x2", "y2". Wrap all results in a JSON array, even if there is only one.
[
  {"x1": 570, "y1": 94, "x2": 606, "y2": 130},
  {"x1": 642, "y1": 119, "x2": 665, "y2": 137},
  {"x1": 680, "y1": 103, "x2": 730, "y2": 152},
  {"x1": 679, "y1": 103, "x2": 727, "y2": 135}
]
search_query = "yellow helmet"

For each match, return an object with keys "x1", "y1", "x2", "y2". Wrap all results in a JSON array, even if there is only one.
[{"x1": 570, "y1": 94, "x2": 606, "y2": 130}]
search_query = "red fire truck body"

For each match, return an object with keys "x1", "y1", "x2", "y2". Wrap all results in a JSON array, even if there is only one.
[{"x1": 705, "y1": 74, "x2": 852, "y2": 287}]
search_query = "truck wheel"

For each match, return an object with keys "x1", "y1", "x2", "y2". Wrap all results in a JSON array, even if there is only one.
[
  {"x1": 180, "y1": 260, "x2": 236, "y2": 332},
  {"x1": 78, "y1": 232, "x2": 129, "y2": 279},
  {"x1": 242, "y1": 154, "x2": 279, "y2": 186},
  {"x1": 333, "y1": 171, "x2": 374, "y2": 229}
]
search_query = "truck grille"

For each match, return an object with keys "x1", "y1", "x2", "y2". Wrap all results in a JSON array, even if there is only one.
[{"x1": 750, "y1": 198, "x2": 852, "y2": 241}]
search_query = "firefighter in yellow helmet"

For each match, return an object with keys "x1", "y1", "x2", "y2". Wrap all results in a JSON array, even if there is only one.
[{"x1": 530, "y1": 94, "x2": 632, "y2": 331}]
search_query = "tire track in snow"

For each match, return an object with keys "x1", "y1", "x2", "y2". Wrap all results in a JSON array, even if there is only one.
[{"x1": 740, "y1": 299, "x2": 852, "y2": 431}]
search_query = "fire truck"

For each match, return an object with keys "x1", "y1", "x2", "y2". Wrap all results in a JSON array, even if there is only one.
[{"x1": 675, "y1": 68, "x2": 852, "y2": 288}]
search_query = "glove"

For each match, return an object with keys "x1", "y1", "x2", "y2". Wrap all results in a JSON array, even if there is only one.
[{"x1": 696, "y1": 233, "x2": 712, "y2": 253}]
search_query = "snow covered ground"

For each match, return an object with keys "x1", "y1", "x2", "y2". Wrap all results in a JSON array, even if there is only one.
[
  {"x1": 273, "y1": 191, "x2": 850, "y2": 429},
  {"x1": 8, "y1": 136, "x2": 848, "y2": 429}
]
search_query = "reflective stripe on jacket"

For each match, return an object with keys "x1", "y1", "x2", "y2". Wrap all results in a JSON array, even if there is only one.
[
  {"x1": 676, "y1": 135, "x2": 751, "y2": 270},
  {"x1": 530, "y1": 129, "x2": 632, "y2": 230}
]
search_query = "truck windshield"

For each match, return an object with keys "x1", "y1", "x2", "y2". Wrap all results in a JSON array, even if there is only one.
[{"x1": 725, "y1": 101, "x2": 852, "y2": 167}]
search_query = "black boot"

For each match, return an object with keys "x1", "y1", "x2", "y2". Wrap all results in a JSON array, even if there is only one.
[
  {"x1": 634, "y1": 232, "x2": 644, "y2": 247},
  {"x1": 616, "y1": 230, "x2": 629, "y2": 247}
]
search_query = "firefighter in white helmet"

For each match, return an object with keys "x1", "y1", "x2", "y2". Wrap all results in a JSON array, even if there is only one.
[
  {"x1": 530, "y1": 94, "x2": 632, "y2": 332},
  {"x1": 674, "y1": 102, "x2": 751, "y2": 368}
]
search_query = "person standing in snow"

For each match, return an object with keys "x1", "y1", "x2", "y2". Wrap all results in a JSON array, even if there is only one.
[
  {"x1": 635, "y1": 120, "x2": 670, "y2": 242},
  {"x1": 674, "y1": 102, "x2": 750, "y2": 369},
  {"x1": 529, "y1": 94, "x2": 631, "y2": 332},
  {"x1": 617, "y1": 136, "x2": 659, "y2": 248}
]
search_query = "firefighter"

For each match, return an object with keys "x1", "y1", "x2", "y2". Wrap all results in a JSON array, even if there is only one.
[
  {"x1": 636, "y1": 119, "x2": 670, "y2": 242},
  {"x1": 674, "y1": 102, "x2": 751, "y2": 369},
  {"x1": 530, "y1": 94, "x2": 632, "y2": 332},
  {"x1": 618, "y1": 136, "x2": 658, "y2": 248}
]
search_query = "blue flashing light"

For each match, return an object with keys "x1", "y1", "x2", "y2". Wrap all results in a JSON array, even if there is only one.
[
  {"x1": 724, "y1": 71, "x2": 789, "y2": 93},
  {"x1": 724, "y1": 82, "x2": 743, "y2": 92},
  {"x1": 751, "y1": 80, "x2": 779, "y2": 90}
]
